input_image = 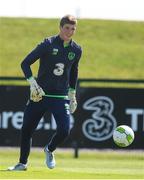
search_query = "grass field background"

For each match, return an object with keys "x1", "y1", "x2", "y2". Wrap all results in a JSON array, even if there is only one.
[
  {"x1": 0, "y1": 148, "x2": 144, "y2": 179},
  {"x1": 0, "y1": 17, "x2": 144, "y2": 79}
]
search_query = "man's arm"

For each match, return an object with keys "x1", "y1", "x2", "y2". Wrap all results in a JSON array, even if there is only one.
[
  {"x1": 21, "y1": 40, "x2": 47, "y2": 79},
  {"x1": 21, "y1": 40, "x2": 47, "y2": 102},
  {"x1": 68, "y1": 49, "x2": 82, "y2": 113},
  {"x1": 69, "y1": 48, "x2": 82, "y2": 89}
]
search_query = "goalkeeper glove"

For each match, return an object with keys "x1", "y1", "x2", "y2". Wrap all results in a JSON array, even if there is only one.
[
  {"x1": 27, "y1": 77, "x2": 45, "y2": 102},
  {"x1": 68, "y1": 88, "x2": 77, "y2": 114}
]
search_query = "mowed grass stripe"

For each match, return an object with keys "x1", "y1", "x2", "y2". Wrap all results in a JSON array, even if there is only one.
[{"x1": 0, "y1": 148, "x2": 144, "y2": 179}]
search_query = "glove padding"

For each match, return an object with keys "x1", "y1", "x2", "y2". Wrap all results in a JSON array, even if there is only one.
[
  {"x1": 27, "y1": 77, "x2": 45, "y2": 102},
  {"x1": 68, "y1": 89, "x2": 77, "y2": 114}
]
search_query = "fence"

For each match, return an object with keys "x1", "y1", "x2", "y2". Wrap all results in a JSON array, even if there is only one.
[{"x1": 0, "y1": 77, "x2": 144, "y2": 151}]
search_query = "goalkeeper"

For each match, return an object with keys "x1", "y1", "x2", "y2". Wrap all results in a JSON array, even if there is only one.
[{"x1": 8, "y1": 15, "x2": 82, "y2": 171}]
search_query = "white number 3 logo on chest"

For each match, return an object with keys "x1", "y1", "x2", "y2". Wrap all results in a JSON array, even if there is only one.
[{"x1": 53, "y1": 63, "x2": 64, "y2": 76}]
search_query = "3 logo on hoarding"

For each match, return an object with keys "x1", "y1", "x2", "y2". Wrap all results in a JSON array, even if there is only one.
[{"x1": 82, "y1": 96, "x2": 117, "y2": 141}]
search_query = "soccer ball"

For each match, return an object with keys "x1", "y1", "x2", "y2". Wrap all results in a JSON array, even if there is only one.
[{"x1": 113, "y1": 125, "x2": 134, "y2": 147}]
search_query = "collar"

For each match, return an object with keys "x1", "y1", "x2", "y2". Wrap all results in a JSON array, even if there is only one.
[{"x1": 56, "y1": 35, "x2": 73, "y2": 47}]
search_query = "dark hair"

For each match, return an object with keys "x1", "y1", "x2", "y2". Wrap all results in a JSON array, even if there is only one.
[{"x1": 60, "y1": 15, "x2": 77, "y2": 27}]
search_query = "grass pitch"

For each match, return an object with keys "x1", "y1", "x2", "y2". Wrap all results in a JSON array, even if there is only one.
[
  {"x1": 1, "y1": 18, "x2": 144, "y2": 80},
  {"x1": 0, "y1": 148, "x2": 144, "y2": 179}
]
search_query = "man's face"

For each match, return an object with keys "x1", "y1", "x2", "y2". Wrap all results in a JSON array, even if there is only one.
[{"x1": 59, "y1": 24, "x2": 76, "y2": 42}]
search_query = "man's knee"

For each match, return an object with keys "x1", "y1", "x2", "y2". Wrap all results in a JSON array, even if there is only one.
[{"x1": 58, "y1": 128, "x2": 70, "y2": 140}]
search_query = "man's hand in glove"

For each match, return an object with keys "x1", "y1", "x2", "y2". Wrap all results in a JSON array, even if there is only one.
[
  {"x1": 27, "y1": 77, "x2": 45, "y2": 102},
  {"x1": 68, "y1": 88, "x2": 77, "y2": 113}
]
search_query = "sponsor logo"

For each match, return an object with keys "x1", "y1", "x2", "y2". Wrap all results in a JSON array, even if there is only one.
[
  {"x1": 82, "y1": 96, "x2": 117, "y2": 141},
  {"x1": 0, "y1": 111, "x2": 74, "y2": 130},
  {"x1": 125, "y1": 108, "x2": 144, "y2": 131},
  {"x1": 52, "y1": 48, "x2": 58, "y2": 55}
]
